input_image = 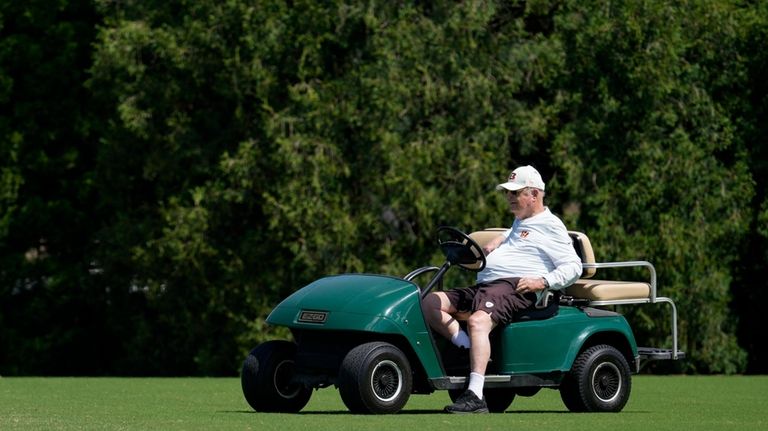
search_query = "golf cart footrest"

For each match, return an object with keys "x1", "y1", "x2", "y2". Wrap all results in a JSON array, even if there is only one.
[{"x1": 638, "y1": 347, "x2": 686, "y2": 360}]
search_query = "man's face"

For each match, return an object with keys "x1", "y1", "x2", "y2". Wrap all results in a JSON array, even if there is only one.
[{"x1": 505, "y1": 188, "x2": 538, "y2": 219}]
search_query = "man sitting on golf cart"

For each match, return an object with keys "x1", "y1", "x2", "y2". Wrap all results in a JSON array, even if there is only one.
[{"x1": 422, "y1": 165, "x2": 582, "y2": 414}]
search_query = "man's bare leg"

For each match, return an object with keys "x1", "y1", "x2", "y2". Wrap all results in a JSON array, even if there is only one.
[
  {"x1": 466, "y1": 310, "x2": 496, "y2": 398},
  {"x1": 421, "y1": 291, "x2": 472, "y2": 348},
  {"x1": 421, "y1": 291, "x2": 460, "y2": 340}
]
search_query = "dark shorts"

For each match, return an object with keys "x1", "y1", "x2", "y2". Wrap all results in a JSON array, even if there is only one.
[{"x1": 443, "y1": 277, "x2": 538, "y2": 325}]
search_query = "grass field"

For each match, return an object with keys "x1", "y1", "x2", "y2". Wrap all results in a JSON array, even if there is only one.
[{"x1": 1, "y1": 375, "x2": 766, "y2": 430}]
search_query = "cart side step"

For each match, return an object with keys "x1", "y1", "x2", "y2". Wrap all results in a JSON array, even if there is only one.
[
  {"x1": 638, "y1": 347, "x2": 686, "y2": 360},
  {"x1": 430, "y1": 373, "x2": 560, "y2": 390}
]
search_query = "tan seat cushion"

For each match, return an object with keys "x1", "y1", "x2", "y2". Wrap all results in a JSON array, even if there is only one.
[{"x1": 566, "y1": 279, "x2": 651, "y2": 301}]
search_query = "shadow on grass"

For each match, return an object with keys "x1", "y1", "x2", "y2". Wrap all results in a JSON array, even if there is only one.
[
  {"x1": 219, "y1": 409, "x2": 650, "y2": 415},
  {"x1": 219, "y1": 410, "x2": 436, "y2": 415}
]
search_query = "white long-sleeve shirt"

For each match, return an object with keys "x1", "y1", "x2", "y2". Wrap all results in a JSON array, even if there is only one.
[{"x1": 477, "y1": 208, "x2": 582, "y2": 303}]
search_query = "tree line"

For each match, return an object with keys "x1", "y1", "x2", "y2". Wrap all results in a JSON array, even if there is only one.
[{"x1": 1, "y1": 0, "x2": 766, "y2": 375}]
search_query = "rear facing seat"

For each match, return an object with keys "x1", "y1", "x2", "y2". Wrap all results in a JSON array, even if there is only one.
[
  {"x1": 565, "y1": 231, "x2": 655, "y2": 305},
  {"x1": 567, "y1": 279, "x2": 650, "y2": 301}
]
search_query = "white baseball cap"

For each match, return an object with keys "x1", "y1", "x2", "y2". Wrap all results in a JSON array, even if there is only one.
[{"x1": 495, "y1": 165, "x2": 546, "y2": 191}]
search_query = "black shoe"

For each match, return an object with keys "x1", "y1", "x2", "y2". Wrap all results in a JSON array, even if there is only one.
[{"x1": 444, "y1": 390, "x2": 489, "y2": 414}]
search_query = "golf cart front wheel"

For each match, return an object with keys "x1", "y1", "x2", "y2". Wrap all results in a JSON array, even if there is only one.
[
  {"x1": 338, "y1": 342, "x2": 413, "y2": 414},
  {"x1": 241, "y1": 340, "x2": 312, "y2": 412},
  {"x1": 561, "y1": 344, "x2": 632, "y2": 412}
]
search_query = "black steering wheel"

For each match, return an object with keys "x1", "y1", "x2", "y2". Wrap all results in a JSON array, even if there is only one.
[{"x1": 437, "y1": 226, "x2": 486, "y2": 272}]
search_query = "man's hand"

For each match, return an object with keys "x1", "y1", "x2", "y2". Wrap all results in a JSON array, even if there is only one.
[{"x1": 515, "y1": 277, "x2": 547, "y2": 294}]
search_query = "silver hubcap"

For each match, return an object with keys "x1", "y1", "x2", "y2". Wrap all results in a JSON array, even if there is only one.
[
  {"x1": 370, "y1": 360, "x2": 402, "y2": 402},
  {"x1": 273, "y1": 359, "x2": 301, "y2": 399},
  {"x1": 592, "y1": 361, "x2": 622, "y2": 403}
]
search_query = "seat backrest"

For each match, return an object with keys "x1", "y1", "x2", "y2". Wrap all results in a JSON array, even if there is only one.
[
  {"x1": 468, "y1": 228, "x2": 507, "y2": 250},
  {"x1": 568, "y1": 231, "x2": 596, "y2": 279},
  {"x1": 461, "y1": 228, "x2": 506, "y2": 271}
]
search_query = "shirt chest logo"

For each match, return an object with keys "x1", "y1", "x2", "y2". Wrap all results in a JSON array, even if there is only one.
[{"x1": 519, "y1": 230, "x2": 530, "y2": 238}]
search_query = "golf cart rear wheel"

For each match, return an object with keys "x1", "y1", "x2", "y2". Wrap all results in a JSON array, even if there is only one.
[
  {"x1": 561, "y1": 344, "x2": 631, "y2": 412},
  {"x1": 338, "y1": 342, "x2": 413, "y2": 414},
  {"x1": 559, "y1": 373, "x2": 586, "y2": 412},
  {"x1": 449, "y1": 387, "x2": 516, "y2": 413},
  {"x1": 241, "y1": 340, "x2": 312, "y2": 412}
]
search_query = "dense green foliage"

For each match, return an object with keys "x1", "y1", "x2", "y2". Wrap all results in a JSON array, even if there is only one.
[{"x1": 1, "y1": 0, "x2": 766, "y2": 375}]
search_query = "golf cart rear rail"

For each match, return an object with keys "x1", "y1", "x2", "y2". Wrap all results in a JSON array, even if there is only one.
[{"x1": 567, "y1": 231, "x2": 684, "y2": 362}]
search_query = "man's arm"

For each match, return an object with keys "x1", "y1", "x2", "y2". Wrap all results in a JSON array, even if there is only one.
[
  {"x1": 518, "y1": 249, "x2": 581, "y2": 294},
  {"x1": 541, "y1": 232, "x2": 583, "y2": 290},
  {"x1": 482, "y1": 233, "x2": 506, "y2": 255}
]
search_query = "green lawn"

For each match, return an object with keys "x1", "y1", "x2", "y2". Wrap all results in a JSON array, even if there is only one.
[{"x1": 1, "y1": 376, "x2": 766, "y2": 430}]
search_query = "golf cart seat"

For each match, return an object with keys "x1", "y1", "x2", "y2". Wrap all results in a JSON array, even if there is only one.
[
  {"x1": 565, "y1": 231, "x2": 652, "y2": 303},
  {"x1": 468, "y1": 229, "x2": 654, "y2": 305}
]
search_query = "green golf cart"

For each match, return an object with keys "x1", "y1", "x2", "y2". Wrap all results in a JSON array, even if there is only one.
[{"x1": 241, "y1": 226, "x2": 685, "y2": 414}]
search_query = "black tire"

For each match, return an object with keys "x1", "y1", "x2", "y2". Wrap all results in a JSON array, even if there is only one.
[
  {"x1": 338, "y1": 342, "x2": 413, "y2": 414},
  {"x1": 241, "y1": 340, "x2": 312, "y2": 413},
  {"x1": 449, "y1": 387, "x2": 516, "y2": 413},
  {"x1": 559, "y1": 373, "x2": 586, "y2": 412},
  {"x1": 560, "y1": 344, "x2": 632, "y2": 412}
]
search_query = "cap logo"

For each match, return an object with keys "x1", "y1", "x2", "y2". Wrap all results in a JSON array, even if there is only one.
[{"x1": 509, "y1": 173, "x2": 516, "y2": 181}]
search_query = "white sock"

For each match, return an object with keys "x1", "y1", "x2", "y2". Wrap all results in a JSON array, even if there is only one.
[
  {"x1": 450, "y1": 329, "x2": 470, "y2": 348},
  {"x1": 468, "y1": 372, "x2": 484, "y2": 399}
]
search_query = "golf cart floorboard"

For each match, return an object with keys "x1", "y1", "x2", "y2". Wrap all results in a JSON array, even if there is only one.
[{"x1": 431, "y1": 373, "x2": 561, "y2": 390}]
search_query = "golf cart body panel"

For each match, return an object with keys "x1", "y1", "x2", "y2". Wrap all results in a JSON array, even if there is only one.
[
  {"x1": 494, "y1": 306, "x2": 638, "y2": 374},
  {"x1": 266, "y1": 273, "x2": 444, "y2": 379}
]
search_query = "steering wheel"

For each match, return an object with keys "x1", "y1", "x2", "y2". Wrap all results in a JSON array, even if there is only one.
[{"x1": 437, "y1": 226, "x2": 486, "y2": 272}]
